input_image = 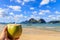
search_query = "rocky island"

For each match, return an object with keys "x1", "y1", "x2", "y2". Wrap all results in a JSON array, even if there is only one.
[{"x1": 20, "y1": 18, "x2": 46, "y2": 24}]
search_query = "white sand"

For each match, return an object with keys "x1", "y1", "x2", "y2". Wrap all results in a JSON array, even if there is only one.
[{"x1": 20, "y1": 28, "x2": 60, "y2": 40}]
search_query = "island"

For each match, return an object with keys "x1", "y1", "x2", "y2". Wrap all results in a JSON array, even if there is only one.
[{"x1": 20, "y1": 18, "x2": 46, "y2": 24}]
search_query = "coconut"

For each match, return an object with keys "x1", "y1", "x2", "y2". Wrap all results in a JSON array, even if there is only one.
[{"x1": 7, "y1": 24, "x2": 22, "y2": 39}]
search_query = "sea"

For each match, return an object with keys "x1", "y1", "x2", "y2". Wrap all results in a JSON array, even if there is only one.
[{"x1": 0, "y1": 23, "x2": 60, "y2": 32}]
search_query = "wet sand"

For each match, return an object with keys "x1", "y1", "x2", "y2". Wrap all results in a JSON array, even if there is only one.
[{"x1": 20, "y1": 28, "x2": 60, "y2": 40}]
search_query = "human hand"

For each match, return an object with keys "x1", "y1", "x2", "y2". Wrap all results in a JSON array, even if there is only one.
[{"x1": 0, "y1": 26, "x2": 20, "y2": 40}]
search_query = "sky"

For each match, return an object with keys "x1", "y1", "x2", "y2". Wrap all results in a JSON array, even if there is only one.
[{"x1": 0, "y1": 0, "x2": 60, "y2": 23}]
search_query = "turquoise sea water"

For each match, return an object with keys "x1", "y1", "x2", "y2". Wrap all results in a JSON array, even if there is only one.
[
  {"x1": 22, "y1": 23, "x2": 60, "y2": 31},
  {"x1": 0, "y1": 23, "x2": 60, "y2": 32}
]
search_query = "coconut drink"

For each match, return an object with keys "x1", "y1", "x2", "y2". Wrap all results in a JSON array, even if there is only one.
[{"x1": 7, "y1": 24, "x2": 22, "y2": 39}]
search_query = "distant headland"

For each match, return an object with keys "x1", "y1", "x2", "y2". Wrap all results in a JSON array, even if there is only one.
[
  {"x1": 20, "y1": 18, "x2": 60, "y2": 24},
  {"x1": 0, "y1": 18, "x2": 60, "y2": 24}
]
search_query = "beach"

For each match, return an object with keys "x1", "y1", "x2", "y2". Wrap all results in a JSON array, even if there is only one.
[
  {"x1": 0, "y1": 24, "x2": 60, "y2": 40},
  {"x1": 20, "y1": 28, "x2": 60, "y2": 40}
]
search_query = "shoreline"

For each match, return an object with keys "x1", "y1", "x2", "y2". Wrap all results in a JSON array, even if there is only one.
[{"x1": 22, "y1": 27, "x2": 60, "y2": 32}]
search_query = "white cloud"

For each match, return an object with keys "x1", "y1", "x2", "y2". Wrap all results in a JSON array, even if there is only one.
[
  {"x1": 30, "y1": 7, "x2": 34, "y2": 10},
  {"x1": 15, "y1": 0, "x2": 35, "y2": 2},
  {"x1": 40, "y1": 0, "x2": 50, "y2": 5},
  {"x1": 0, "y1": 8, "x2": 27, "y2": 22},
  {"x1": 14, "y1": 0, "x2": 35, "y2": 5},
  {"x1": 14, "y1": 14, "x2": 27, "y2": 18},
  {"x1": 0, "y1": 8, "x2": 4, "y2": 15},
  {"x1": 23, "y1": 0, "x2": 30, "y2": 2},
  {"x1": 24, "y1": 16, "x2": 27, "y2": 18},
  {"x1": 0, "y1": 8, "x2": 9, "y2": 17},
  {"x1": 56, "y1": 15, "x2": 60, "y2": 20},
  {"x1": 15, "y1": 14, "x2": 23, "y2": 18},
  {"x1": 40, "y1": 0, "x2": 56, "y2": 6},
  {"x1": 55, "y1": 11, "x2": 60, "y2": 14},
  {"x1": 32, "y1": 11, "x2": 37, "y2": 14},
  {"x1": 0, "y1": 8, "x2": 24, "y2": 22},
  {"x1": 48, "y1": 15, "x2": 53, "y2": 17},
  {"x1": 48, "y1": 15, "x2": 59, "y2": 20},
  {"x1": 16, "y1": 0, "x2": 22, "y2": 3},
  {"x1": 10, "y1": 0, "x2": 22, "y2": 3},
  {"x1": 28, "y1": 15, "x2": 40, "y2": 20},
  {"x1": 3, "y1": 14, "x2": 27, "y2": 22},
  {"x1": 22, "y1": 2, "x2": 25, "y2": 5},
  {"x1": 13, "y1": 14, "x2": 27, "y2": 22},
  {"x1": 51, "y1": 17, "x2": 56, "y2": 19},
  {"x1": 39, "y1": 12, "x2": 44, "y2": 15},
  {"x1": 42, "y1": 10, "x2": 50, "y2": 13},
  {"x1": 23, "y1": 0, "x2": 35, "y2": 2},
  {"x1": 39, "y1": 10, "x2": 50, "y2": 15},
  {"x1": 0, "y1": 8, "x2": 15, "y2": 22},
  {"x1": 9, "y1": 12, "x2": 14, "y2": 15},
  {"x1": 51, "y1": 0, "x2": 56, "y2": 2},
  {"x1": 57, "y1": 15, "x2": 60, "y2": 18},
  {"x1": 10, "y1": 0, "x2": 35, "y2": 5},
  {"x1": 8, "y1": 6, "x2": 21, "y2": 11},
  {"x1": 19, "y1": 14, "x2": 23, "y2": 17}
]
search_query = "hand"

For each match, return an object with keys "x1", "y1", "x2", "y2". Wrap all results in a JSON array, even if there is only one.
[{"x1": 0, "y1": 26, "x2": 20, "y2": 40}]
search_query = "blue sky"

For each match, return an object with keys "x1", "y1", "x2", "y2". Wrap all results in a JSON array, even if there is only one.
[{"x1": 0, "y1": 0, "x2": 60, "y2": 23}]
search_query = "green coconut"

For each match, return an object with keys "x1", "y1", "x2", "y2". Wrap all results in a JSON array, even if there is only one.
[{"x1": 7, "y1": 24, "x2": 22, "y2": 39}]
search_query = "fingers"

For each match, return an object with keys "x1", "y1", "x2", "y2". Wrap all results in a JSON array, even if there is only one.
[
  {"x1": 1, "y1": 26, "x2": 20, "y2": 40},
  {"x1": 0, "y1": 26, "x2": 8, "y2": 40},
  {"x1": 5, "y1": 38, "x2": 10, "y2": 40},
  {"x1": 13, "y1": 38, "x2": 19, "y2": 40},
  {"x1": 2, "y1": 26, "x2": 7, "y2": 32},
  {"x1": 2, "y1": 26, "x2": 7, "y2": 37},
  {"x1": 2, "y1": 26, "x2": 8, "y2": 37}
]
